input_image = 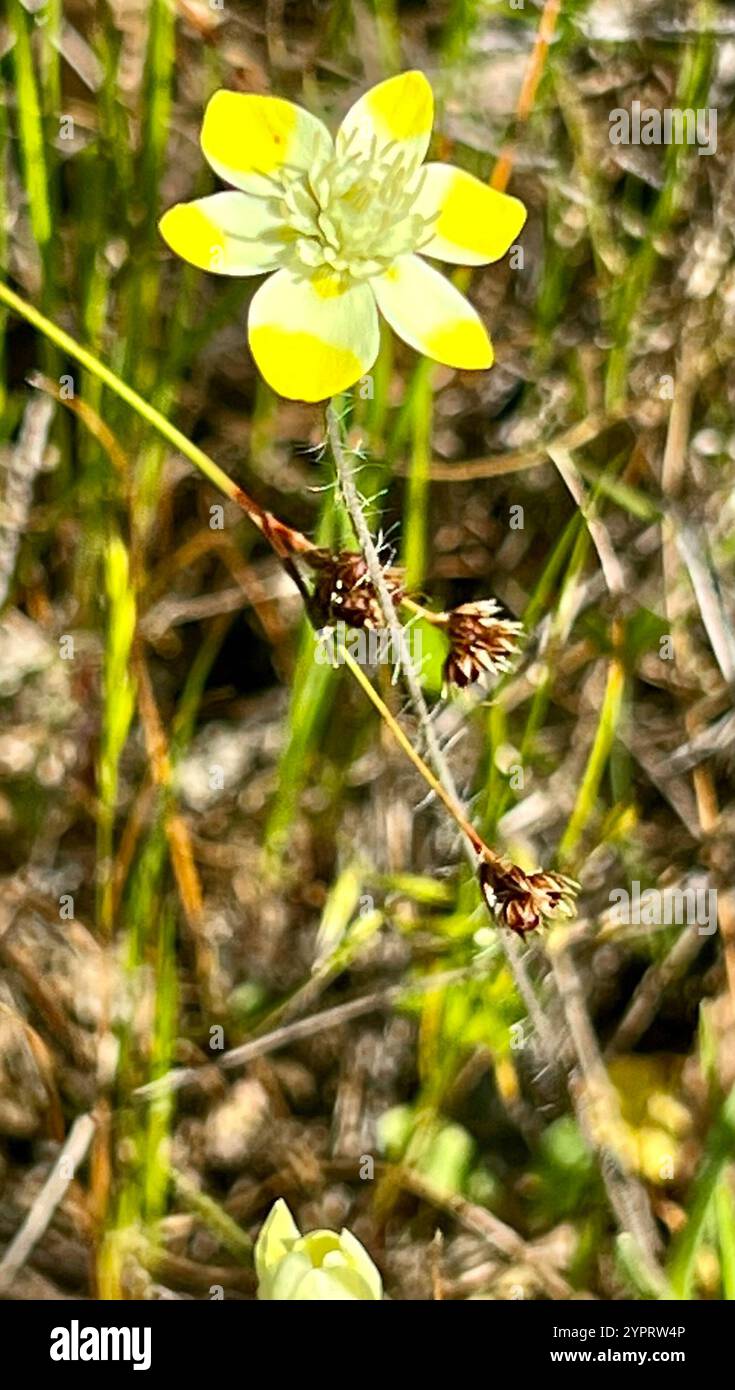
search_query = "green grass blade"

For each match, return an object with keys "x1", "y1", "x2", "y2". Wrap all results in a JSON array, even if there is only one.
[
  {"x1": 558, "y1": 654, "x2": 625, "y2": 867},
  {"x1": 9, "y1": 1, "x2": 52, "y2": 261}
]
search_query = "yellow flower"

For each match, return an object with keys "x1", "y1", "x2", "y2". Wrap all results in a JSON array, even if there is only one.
[
  {"x1": 254, "y1": 1198, "x2": 383, "y2": 1300},
  {"x1": 159, "y1": 72, "x2": 526, "y2": 401}
]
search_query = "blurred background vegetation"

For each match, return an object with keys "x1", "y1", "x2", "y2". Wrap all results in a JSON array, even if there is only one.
[{"x1": 1, "y1": 0, "x2": 735, "y2": 1301}]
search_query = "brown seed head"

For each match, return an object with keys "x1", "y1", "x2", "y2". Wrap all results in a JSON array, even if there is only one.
[
  {"x1": 443, "y1": 600, "x2": 522, "y2": 689},
  {"x1": 305, "y1": 549, "x2": 404, "y2": 630},
  {"x1": 479, "y1": 858, "x2": 578, "y2": 935}
]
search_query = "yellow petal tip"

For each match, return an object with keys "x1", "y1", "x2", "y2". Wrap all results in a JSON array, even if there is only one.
[
  {"x1": 425, "y1": 317, "x2": 494, "y2": 370},
  {"x1": 248, "y1": 324, "x2": 364, "y2": 402},
  {"x1": 159, "y1": 203, "x2": 226, "y2": 271},
  {"x1": 201, "y1": 90, "x2": 298, "y2": 178},
  {"x1": 365, "y1": 70, "x2": 433, "y2": 143},
  {"x1": 431, "y1": 173, "x2": 527, "y2": 265}
]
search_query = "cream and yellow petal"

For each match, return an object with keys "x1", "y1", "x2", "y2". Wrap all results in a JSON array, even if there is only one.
[
  {"x1": 265, "y1": 1252, "x2": 312, "y2": 1301},
  {"x1": 336, "y1": 71, "x2": 433, "y2": 167},
  {"x1": 372, "y1": 254, "x2": 493, "y2": 370},
  {"x1": 254, "y1": 1198, "x2": 300, "y2": 1297},
  {"x1": 292, "y1": 1268, "x2": 365, "y2": 1300},
  {"x1": 159, "y1": 192, "x2": 285, "y2": 275},
  {"x1": 201, "y1": 90, "x2": 333, "y2": 194},
  {"x1": 414, "y1": 163, "x2": 526, "y2": 265},
  {"x1": 338, "y1": 1228, "x2": 383, "y2": 1299},
  {"x1": 248, "y1": 268, "x2": 379, "y2": 401}
]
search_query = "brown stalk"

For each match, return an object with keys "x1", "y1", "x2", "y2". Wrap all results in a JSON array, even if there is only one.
[{"x1": 491, "y1": 0, "x2": 562, "y2": 195}]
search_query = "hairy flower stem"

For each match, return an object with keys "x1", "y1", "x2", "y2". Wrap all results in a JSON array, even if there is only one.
[
  {"x1": 326, "y1": 401, "x2": 557, "y2": 1056},
  {"x1": 327, "y1": 404, "x2": 482, "y2": 836}
]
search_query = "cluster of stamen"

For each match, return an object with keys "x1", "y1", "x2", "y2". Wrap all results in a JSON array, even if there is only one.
[{"x1": 259, "y1": 132, "x2": 437, "y2": 287}]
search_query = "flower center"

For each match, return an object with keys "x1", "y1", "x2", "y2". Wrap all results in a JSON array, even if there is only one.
[{"x1": 264, "y1": 135, "x2": 436, "y2": 286}]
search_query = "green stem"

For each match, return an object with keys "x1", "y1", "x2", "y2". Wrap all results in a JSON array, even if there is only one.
[
  {"x1": 402, "y1": 359, "x2": 433, "y2": 590},
  {"x1": 0, "y1": 281, "x2": 237, "y2": 497},
  {"x1": 0, "y1": 280, "x2": 313, "y2": 581}
]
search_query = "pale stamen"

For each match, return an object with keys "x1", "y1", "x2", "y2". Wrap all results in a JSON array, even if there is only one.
[{"x1": 256, "y1": 139, "x2": 437, "y2": 283}]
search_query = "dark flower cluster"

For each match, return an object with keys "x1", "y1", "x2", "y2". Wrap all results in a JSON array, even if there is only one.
[
  {"x1": 479, "y1": 858, "x2": 578, "y2": 935},
  {"x1": 304, "y1": 549, "x2": 403, "y2": 629},
  {"x1": 442, "y1": 599, "x2": 522, "y2": 689}
]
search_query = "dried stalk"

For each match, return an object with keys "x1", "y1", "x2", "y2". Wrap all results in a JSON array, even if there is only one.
[
  {"x1": 134, "y1": 961, "x2": 491, "y2": 1102},
  {"x1": 0, "y1": 395, "x2": 54, "y2": 607},
  {"x1": 0, "y1": 1113, "x2": 96, "y2": 1293},
  {"x1": 606, "y1": 923, "x2": 706, "y2": 1058},
  {"x1": 550, "y1": 944, "x2": 665, "y2": 1284}
]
